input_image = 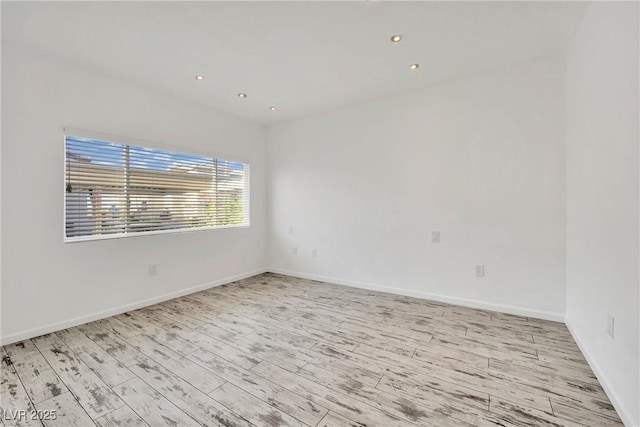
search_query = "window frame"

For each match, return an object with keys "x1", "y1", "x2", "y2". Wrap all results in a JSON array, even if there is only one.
[{"x1": 63, "y1": 128, "x2": 250, "y2": 243}]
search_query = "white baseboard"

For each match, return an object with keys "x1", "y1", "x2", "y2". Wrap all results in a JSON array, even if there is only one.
[
  {"x1": 267, "y1": 267, "x2": 565, "y2": 322},
  {"x1": 0, "y1": 268, "x2": 267, "y2": 346},
  {"x1": 565, "y1": 319, "x2": 637, "y2": 427}
]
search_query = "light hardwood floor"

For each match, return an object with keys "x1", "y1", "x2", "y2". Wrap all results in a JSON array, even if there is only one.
[{"x1": 0, "y1": 273, "x2": 623, "y2": 427}]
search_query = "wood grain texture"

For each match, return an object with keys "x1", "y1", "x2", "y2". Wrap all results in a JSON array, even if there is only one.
[
  {"x1": 55, "y1": 328, "x2": 135, "y2": 388},
  {"x1": 112, "y1": 377, "x2": 200, "y2": 427},
  {"x1": 3, "y1": 340, "x2": 68, "y2": 404},
  {"x1": 42, "y1": 392, "x2": 95, "y2": 427},
  {"x1": 188, "y1": 348, "x2": 328, "y2": 426},
  {"x1": 31, "y1": 334, "x2": 124, "y2": 419},
  {"x1": 128, "y1": 359, "x2": 252, "y2": 427},
  {"x1": 93, "y1": 405, "x2": 148, "y2": 427},
  {"x1": 1, "y1": 273, "x2": 623, "y2": 426},
  {"x1": 0, "y1": 348, "x2": 41, "y2": 427},
  {"x1": 208, "y1": 382, "x2": 305, "y2": 427}
]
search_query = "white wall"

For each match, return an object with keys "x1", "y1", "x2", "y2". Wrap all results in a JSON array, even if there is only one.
[
  {"x1": 0, "y1": 42, "x2": 267, "y2": 344},
  {"x1": 267, "y1": 58, "x2": 566, "y2": 319},
  {"x1": 565, "y1": 3, "x2": 639, "y2": 426}
]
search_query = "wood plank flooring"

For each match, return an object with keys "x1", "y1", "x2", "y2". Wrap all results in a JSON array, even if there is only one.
[{"x1": 0, "y1": 273, "x2": 623, "y2": 426}]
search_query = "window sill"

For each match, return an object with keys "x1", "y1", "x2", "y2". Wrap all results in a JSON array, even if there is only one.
[{"x1": 63, "y1": 223, "x2": 250, "y2": 243}]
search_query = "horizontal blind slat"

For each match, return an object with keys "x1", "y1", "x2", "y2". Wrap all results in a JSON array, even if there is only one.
[{"x1": 65, "y1": 135, "x2": 248, "y2": 239}]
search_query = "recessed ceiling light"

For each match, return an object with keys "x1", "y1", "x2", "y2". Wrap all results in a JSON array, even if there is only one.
[
  {"x1": 238, "y1": 93, "x2": 247, "y2": 98},
  {"x1": 390, "y1": 34, "x2": 403, "y2": 43},
  {"x1": 195, "y1": 75, "x2": 204, "y2": 81},
  {"x1": 269, "y1": 106, "x2": 277, "y2": 111},
  {"x1": 410, "y1": 63, "x2": 420, "y2": 70}
]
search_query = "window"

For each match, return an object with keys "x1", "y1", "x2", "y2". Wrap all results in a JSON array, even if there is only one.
[{"x1": 65, "y1": 135, "x2": 249, "y2": 241}]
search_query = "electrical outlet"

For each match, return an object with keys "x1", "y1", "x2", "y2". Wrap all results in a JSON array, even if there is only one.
[
  {"x1": 311, "y1": 248, "x2": 318, "y2": 258},
  {"x1": 607, "y1": 315, "x2": 615, "y2": 339},
  {"x1": 288, "y1": 225, "x2": 294, "y2": 234},
  {"x1": 292, "y1": 247, "x2": 298, "y2": 255},
  {"x1": 431, "y1": 231, "x2": 440, "y2": 243},
  {"x1": 475, "y1": 265, "x2": 485, "y2": 277},
  {"x1": 148, "y1": 264, "x2": 158, "y2": 276}
]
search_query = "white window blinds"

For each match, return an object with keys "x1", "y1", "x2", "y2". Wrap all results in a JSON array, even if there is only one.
[{"x1": 65, "y1": 135, "x2": 249, "y2": 241}]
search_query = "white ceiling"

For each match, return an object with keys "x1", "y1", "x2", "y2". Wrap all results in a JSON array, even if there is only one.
[{"x1": 2, "y1": 1, "x2": 589, "y2": 125}]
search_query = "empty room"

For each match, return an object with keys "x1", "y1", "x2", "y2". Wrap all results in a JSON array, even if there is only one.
[{"x1": 1, "y1": 1, "x2": 638, "y2": 426}]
